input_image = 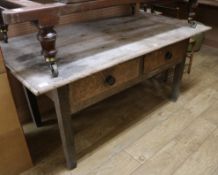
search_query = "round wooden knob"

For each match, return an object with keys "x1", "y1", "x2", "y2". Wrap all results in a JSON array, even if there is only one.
[
  {"x1": 165, "y1": 51, "x2": 173, "y2": 60},
  {"x1": 105, "y1": 75, "x2": 116, "y2": 86}
]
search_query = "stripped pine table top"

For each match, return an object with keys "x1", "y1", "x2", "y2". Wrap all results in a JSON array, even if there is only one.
[{"x1": 1, "y1": 13, "x2": 210, "y2": 95}]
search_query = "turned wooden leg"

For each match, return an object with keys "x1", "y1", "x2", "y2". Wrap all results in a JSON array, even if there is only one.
[
  {"x1": 0, "y1": 12, "x2": 8, "y2": 43},
  {"x1": 0, "y1": 24, "x2": 8, "y2": 43},
  {"x1": 37, "y1": 26, "x2": 58, "y2": 77},
  {"x1": 188, "y1": 0, "x2": 198, "y2": 28}
]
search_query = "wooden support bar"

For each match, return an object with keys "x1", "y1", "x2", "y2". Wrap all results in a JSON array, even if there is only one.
[{"x1": 188, "y1": 0, "x2": 198, "y2": 27}]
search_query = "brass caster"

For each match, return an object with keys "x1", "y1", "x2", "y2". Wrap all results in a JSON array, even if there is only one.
[{"x1": 49, "y1": 62, "x2": 59, "y2": 78}]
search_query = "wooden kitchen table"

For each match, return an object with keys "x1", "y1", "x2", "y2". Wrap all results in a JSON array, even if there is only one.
[{"x1": 0, "y1": 13, "x2": 210, "y2": 169}]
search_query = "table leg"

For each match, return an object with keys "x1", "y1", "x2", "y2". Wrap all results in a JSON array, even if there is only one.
[
  {"x1": 188, "y1": 0, "x2": 198, "y2": 28},
  {"x1": 52, "y1": 85, "x2": 77, "y2": 169},
  {"x1": 171, "y1": 58, "x2": 186, "y2": 101},
  {"x1": 23, "y1": 87, "x2": 42, "y2": 127}
]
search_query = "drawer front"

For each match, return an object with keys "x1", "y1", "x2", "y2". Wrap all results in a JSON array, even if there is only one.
[
  {"x1": 70, "y1": 58, "x2": 140, "y2": 107},
  {"x1": 144, "y1": 40, "x2": 188, "y2": 74},
  {"x1": 0, "y1": 49, "x2": 5, "y2": 74}
]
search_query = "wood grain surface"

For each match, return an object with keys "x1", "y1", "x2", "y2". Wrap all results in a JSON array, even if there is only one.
[
  {"x1": 70, "y1": 59, "x2": 140, "y2": 109},
  {"x1": 144, "y1": 40, "x2": 188, "y2": 74},
  {"x1": 1, "y1": 13, "x2": 210, "y2": 95}
]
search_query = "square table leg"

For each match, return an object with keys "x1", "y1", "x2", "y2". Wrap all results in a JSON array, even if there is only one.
[
  {"x1": 52, "y1": 85, "x2": 77, "y2": 169},
  {"x1": 171, "y1": 58, "x2": 186, "y2": 101}
]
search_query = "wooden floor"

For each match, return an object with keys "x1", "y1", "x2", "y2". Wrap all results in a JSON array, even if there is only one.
[{"x1": 22, "y1": 45, "x2": 218, "y2": 175}]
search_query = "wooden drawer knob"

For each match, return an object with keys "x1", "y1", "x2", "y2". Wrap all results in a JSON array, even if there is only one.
[
  {"x1": 165, "y1": 51, "x2": 173, "y2": 60},
  {"x1": 105, "y1": 75, "x2": 116, "y2": 86}
]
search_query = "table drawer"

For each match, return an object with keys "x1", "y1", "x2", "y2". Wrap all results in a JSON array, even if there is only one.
[
  {"x1": 70, "y1": 58, "x2": 140, "y2": 108},
  {"x1": 0, "y1": 49, "x2": 5, "y2": 74},
  {"x1": 144, "y1": 40, "x2": 188, "y2": 74}
]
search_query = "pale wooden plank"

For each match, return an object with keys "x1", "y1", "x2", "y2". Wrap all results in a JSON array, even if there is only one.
[
  {"x1": 1, "y1": 13, "x2": 210, "y2": 95},
  {"x1": 183, "y1": 88, "x2": 217, "y2": 116},
  {"x1": 212, "y1": 168, "x2": 218, "y2": 175},
  {"x1": 87, "y1": 151, "x2": 140, "y2": 175},
  {"x1": 213, "y1": 81, "x2": 218, "y2": 99},
  {"x1": 131, "y1": 118, "x2": 216, "y2": 175},
  {"x1": 195, "y1": 46, "x2": 218, "y2": 77},
  {"x1": 173, "y1": 129, "x2": 218, "y2": 175},
  {"x1": 199, "y1": 100, "x2": 218, "y2": 127},
  {"x1": 179, "y1": 67, "x2": 218, "y2": 105},
  {"x1": 125, "y1": 88, "x2": 216, "y2": 163}
]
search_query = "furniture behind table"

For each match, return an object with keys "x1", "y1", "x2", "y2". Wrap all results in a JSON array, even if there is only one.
[
  {"x1": 5, "y1": 1, "x2": 133, "y2": 38},
  {"x1": 197, "y1": 0, "x2": 218, "y2": 48}
]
